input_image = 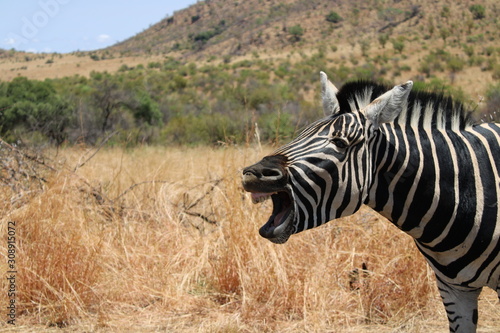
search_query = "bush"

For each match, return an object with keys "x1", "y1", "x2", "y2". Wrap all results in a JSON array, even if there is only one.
[
  {"x1": 413, "y1": 78, "x2": 467, "y2": 104},
  {"x1": 392, "y1": 37, "x2": 405, "y2": 54},
  {"x1": 288, "y1": 25, "x2": 304, "y2": 43},
  {"x1": 469, "y1": 4, "x2": 486, "y2": 20},
  {"x1": 446, "y1": 56, "x2": 465, "y2": 73},
  {"x1": 259, "y1": 111, "x2": 295, "y2": 143},
  {"x1": 132, "y1": 93, "x2": 162, "y2": 126},
  {"x1": 483, "y1": 82, "x2": 500, "y2": 122},
  {"x1": 147, "y1": 62, "x2": 161, "y2": 69},
  {"x1": 325, "y1": 11, "x2": 343, "y2": 24},
  {"x1": 0, "y1": 77, "x2": 72, "y2": 145},
  {"x1": 418, "y1": 49, "x2": 451, "y2": 76},
  {"x1": 161, "y1": 114, "x2": 243, "y2": 145},
  {"x1": 193, "y1": 30, "x2": 218, "y2": 43},
  {"x1": 378, "y1": 33, "x2": 389, "y2": 48},
  {"x1": 463, "y1": 44, "x2": 475, "y2": 57}
]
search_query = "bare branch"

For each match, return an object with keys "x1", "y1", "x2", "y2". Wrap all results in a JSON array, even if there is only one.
[
  {"x1": 73, "y1": 130, "x2": 119, "y2": 172},
  {"x1": 183, "y1": 210, "x2": 218, "y2": 225},
  {"x1": 185, "y1": 178, "x2": 223, "y2": 210},
  {"x1": 114, "y1": 180, "x2": 173, "y2": 201}
]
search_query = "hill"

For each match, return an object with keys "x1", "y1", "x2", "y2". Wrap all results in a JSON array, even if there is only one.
[
  {"x1": 107, "y1": 0, "x2": 500, "y2": 95},
  {"x1": 0, "y1": 0, "x2": 499, "y2": 147},
  {"x1": 111, "y1": 0, "x2": 497, "y2": 61},
  {"x1": 0, "y1": 0, "x2": 498, "y2": 97}
]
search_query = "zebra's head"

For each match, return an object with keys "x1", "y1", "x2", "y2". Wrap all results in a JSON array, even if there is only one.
[{"x1": 242, "y1": 72, "x2": 413, "y2": 243}]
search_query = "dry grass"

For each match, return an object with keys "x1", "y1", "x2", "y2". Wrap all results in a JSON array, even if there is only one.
[
  {"x1": 0, "y1": 146, "x2": 498, "y2": 332},
  {"x1": 0, "y1": 53, "x2": 168, "y2": 81}
]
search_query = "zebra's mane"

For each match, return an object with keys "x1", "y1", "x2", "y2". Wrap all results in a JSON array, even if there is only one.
[{"x1": 336, "y1": 81, "x2": 476, "y2": 130}]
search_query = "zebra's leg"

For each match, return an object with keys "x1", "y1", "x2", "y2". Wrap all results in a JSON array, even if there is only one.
[{"x1": 436, "y1": 277, "x2": 482, "y2": 333}]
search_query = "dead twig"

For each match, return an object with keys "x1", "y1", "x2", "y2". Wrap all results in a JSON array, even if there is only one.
[
  {"x1": 183, "y1": 210, "x2": 218, "y2": 225},
  {"x1": 73, "y1": 131, "x2": 118, "y2": 172},
  {"x1": 185, "y1": 178, "x2": 224, "y2": 210},
  {"x1": 114, "y1": 180, "x2": 173, "y2": 201},
  {"x1": 180, "y1": 178, "x2": 224, "y2": 228}
]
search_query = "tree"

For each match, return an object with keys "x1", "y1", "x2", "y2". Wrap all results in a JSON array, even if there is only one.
[
  {"x1": 89, "y1": 72, "x2": 126, "y2": 135},
  {"x1": 0, "y1": 77, "x2": 72, "y2": 145}
]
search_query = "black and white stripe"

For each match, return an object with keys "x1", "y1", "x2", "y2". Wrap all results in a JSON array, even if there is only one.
[{"x1": 242, "y1": 72, "x2": 499, "y2": 332}]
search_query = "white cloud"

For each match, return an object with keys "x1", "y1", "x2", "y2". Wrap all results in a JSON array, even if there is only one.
[
  {"x1": 5, "y1": 38, "x2": 17, "y2": 45},
  {"x1": 97, "y1": 34, "x2": 111, "y2": 43}
]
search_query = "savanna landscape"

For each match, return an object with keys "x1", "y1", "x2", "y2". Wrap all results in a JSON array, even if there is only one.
[{"x1": 1, "y1": 0, "x2": 500, "y2": 331}]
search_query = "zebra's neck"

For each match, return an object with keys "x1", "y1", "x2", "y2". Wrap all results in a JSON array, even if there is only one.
[
  {"x1": 367, "y1": 122, "x2": 500, "y2": 242},
  {"x1": 366, "y1": 121, "x2": 500, "y2": 289}
]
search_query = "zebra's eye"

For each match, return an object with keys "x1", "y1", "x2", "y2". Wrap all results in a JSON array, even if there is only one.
[{"x1": 331, "y1": 137, "x2": 349, "y2": 149}]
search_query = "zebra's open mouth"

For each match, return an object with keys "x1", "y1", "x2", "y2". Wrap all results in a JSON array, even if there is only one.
[{"x1": 250, "y1": 190, "x2": 295, "y2": 244}]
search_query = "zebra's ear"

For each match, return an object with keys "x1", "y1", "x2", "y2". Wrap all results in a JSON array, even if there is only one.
[
  {"x1": 320, "y1": 71, "x2": 340, "y2": 115},
  {"x1": 362, "y1": 81, "x2": 413, "y2": 129}
]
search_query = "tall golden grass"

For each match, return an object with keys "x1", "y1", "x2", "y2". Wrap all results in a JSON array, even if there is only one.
[{"x1": 1, "y1": 146, "x2": 498, "y2": 332}]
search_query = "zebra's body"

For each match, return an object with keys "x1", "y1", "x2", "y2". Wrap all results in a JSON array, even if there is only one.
[{"x1": 242, "y1": 72, "x2": 499, "y2": 332}]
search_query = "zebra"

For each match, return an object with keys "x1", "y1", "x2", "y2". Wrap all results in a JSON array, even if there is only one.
[{"x1": 242, "y1": 72, "x2": 500, "y2": 332}]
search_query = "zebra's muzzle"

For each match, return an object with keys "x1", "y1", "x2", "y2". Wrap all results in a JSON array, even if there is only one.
[{"x1": 242, "y1": 155, "x2": 295, "y2": 243}]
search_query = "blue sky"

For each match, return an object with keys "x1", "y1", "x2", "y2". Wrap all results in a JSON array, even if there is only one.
[{"x1": 1, "y1": 0, "x2": 197, "y2": 53}]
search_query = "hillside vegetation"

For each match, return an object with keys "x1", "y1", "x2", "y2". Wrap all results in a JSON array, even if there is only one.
[{"x1": 0, "y1": 0, "x2": 499, "y2": 146}]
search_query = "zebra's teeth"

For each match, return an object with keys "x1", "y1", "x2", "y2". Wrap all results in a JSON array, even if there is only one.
[{"x1": 251, "y1": 192, "x2": 275, "y2": 204}]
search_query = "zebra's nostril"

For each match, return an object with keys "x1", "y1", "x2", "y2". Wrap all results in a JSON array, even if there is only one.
[{"x1": 262, "y1": 169, "x2": 282, "y2": 178}]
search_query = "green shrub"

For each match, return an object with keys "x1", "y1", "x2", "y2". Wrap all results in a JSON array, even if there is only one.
[
  {"x1": 325, "y1": 11, "x2": 343, "y2": 24},
  {"x1": 0, "y1": 77, "x2": 72, "y2": 145},
  {"x1": 484, "y1": 46, "x2": 496, "y2": 57},
  {"x1": 492, "y1": 65, "x2": 500, "y2": 80},
  {"x1": 288, "y1": 25, "x2": 304, "y2": 43},
  {"x1": 118, "y1": 64, "x2": 131, "y2": 72},
  {"x1": 259, "y1": 112, "x2": 295, "y2": 143},
  {"x1": 148, "y1": 62, "x2": 161, "y2": 69},
  {"x1": 484, "y1": 82, "x2": 500, "y2": 121},
  {"x1": 161, "y1": 114, "x2": 243, "y2": 145},
  {"x1": 418, "y1": 49, "x2": 452, "y2": 76},
  {"x1": 193, "y1": 30, "x2": 218, "y2": 42},
  {"x1": 392, "y1": 37, "x2": 405, "y2": 54},
  {"x1": 378, "y1": 33, "x2": 389, "y2": 49},
  {"x1": 352, "y1": 63, "x2": 379, "y2": 81},
  {"x1": 400, "y1": 64, "x2": 412, "y2": 72},
  {"x1": 447, "y1": 56, "x2": 465, "y2": 73},
  {"x1": 378, "y1": 7, "x2": 403, "y2": 22},
  {"x1": 466, "y1": 34, "x2": 484, "y2": 43},
  {"x1": 469, "y1": 4, "x2": 486, "y2": 20},
  {"x1": 463, "y1": 44, "x2": 475, "y2": 57},
  {"x1": 132, "y1": 94, "x2": 162, "y2": 126}
]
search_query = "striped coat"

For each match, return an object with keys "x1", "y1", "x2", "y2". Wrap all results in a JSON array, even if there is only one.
[{"x1": 242, "y1": 72, "x2": 499, "y2": 332}]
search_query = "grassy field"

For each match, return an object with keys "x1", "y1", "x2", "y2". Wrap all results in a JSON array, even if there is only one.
[{"x1": 0, "y1": 146, "x2": 499, "y2": 332}]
